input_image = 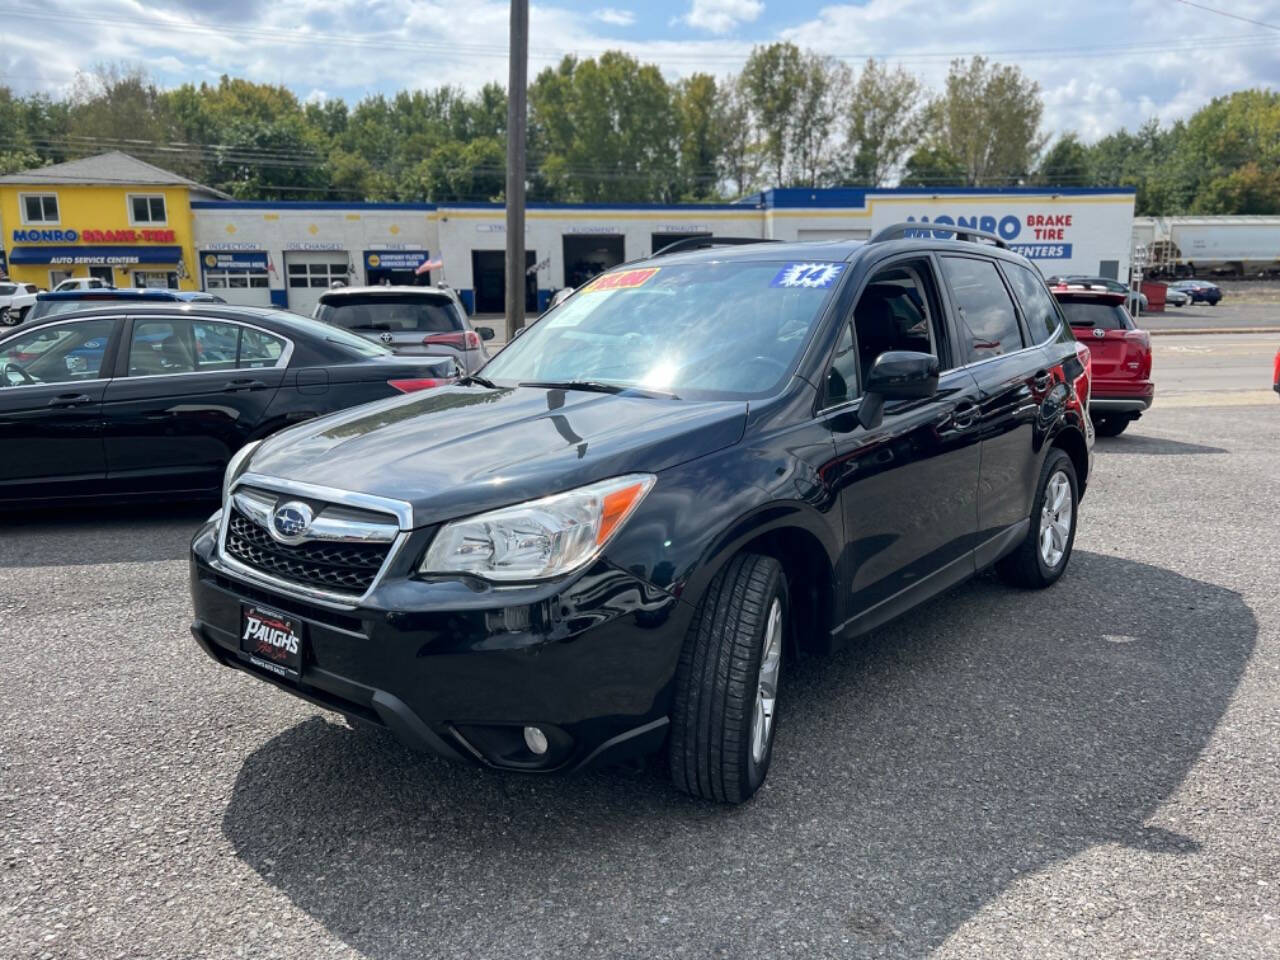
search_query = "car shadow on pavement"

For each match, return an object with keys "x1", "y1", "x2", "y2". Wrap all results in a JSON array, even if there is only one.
[
  {"x1": 1095, "y1": 434, "x2": 1228, "y2": 456},
  {"x1": 222, "y1": 551, "x2": 1255, "y2": 959},
  {"x1": 0, "y1": 501, "x2": 213, "y2": 567}
]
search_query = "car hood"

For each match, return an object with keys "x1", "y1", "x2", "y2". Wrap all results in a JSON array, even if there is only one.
[{"x1": 249, "y1": 384, "x2": 747, "y2": 526}]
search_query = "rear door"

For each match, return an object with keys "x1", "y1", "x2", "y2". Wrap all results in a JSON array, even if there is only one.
[
  {"x1": 940, "y1": 254, "x2": 1047, "y2": 545},
  {"x1": 0, "y1": 316, "x2": 119, "y2": 501},
  {"x1": 101, "y1": 316, "x2": 290, "y2": 494}
]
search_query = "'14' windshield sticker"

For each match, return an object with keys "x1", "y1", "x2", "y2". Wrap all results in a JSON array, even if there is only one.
[{"x1": 771, "y1": 262, "x2": 845, "y2": 289}]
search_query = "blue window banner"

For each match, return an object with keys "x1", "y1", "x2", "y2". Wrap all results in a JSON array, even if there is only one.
[
  {"x1": 364, "y1": 249, "x2": 429, "y2": 271},
  {"x1": 201, "y1": 250, "x2": 268, "y2": 271},
  {"x1": 9, "y1": 245, "x2": 183, "y2": 266}
]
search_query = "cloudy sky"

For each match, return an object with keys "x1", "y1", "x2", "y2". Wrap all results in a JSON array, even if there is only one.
[{"x1": 2, "y1": 0, "x2": 1278, "y2": 143}]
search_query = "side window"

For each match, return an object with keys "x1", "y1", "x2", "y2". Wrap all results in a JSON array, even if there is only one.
[
  {"x1": 193, "y1": 320, "x2": 240, "y2": 371},
  {"x1": 128, "y1": 319, "x2": 196, "y2": 377},
  {"x1": 239, "y1": 328, "x2": 287, "y2": 368},
  {"x1": 850, "y1": 258, "x2": 950, "y2": 387},
  {"x1": 941, "y1": 256, "x2": 1024, "y2": 362},
  {"x1": 1005, "y1": 263, "x2": 1062, "y2": 344},
  {"x1": 1, "y1": 318, "x2": 116, "y2": 386},
  {"x1": 824, "y1": 323, "x2": 857, "y2": 407}
]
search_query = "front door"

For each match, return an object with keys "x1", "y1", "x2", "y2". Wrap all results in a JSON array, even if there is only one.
[
  {"x1": 0, "y1": 316, "x2": 120, "y2": 502},
  {"x1": 102, "y1": 316, "x2": 288, "y2": 494},
  {"x1": 826, "y1": 255, "x2": 984, "y2": 632}
]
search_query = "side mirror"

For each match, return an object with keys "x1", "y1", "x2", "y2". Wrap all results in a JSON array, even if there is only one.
[
  {"x1": 857, "y1": 351, "x2": 939, "y2": 430},
  {"x1": 476, "y1": 326, "x2": 495, "y2": 342}
]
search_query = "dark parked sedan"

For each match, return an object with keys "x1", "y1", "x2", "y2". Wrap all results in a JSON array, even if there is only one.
[{"x1": 0, "y1": 305, "x2": 457, "y2": 507}]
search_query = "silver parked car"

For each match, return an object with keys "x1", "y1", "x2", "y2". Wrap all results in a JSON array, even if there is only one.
[{"x1": 313, "y1": 285, "x2": 494, "y2": 373}]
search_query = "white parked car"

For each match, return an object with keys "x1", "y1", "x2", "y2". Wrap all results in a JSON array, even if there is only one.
[
  {"x1": 52, "y1": 277, "x2": 114, "y2": 292},
  {"x1": 0, "y1": 280, "x2": 40, "y2": 325}
]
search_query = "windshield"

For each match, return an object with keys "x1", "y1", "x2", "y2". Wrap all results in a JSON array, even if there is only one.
[
  {"x1": 481, "y1": 260, "x2": 845, "y2": 399},
  {"x1": 316, "y1": 295, "x2": 461, "y2": 334},
  {"x1": 1059, "y1": 299, "x2": 1131, "y2": 330}
]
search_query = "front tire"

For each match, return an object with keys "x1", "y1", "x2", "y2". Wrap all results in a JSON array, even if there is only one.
[
  {"x1": 669, "y1": 553, "x2": 787, "y2": 804},
  {"x1": 996, "y1": 449, "x2": 1078, "y2": 589}
]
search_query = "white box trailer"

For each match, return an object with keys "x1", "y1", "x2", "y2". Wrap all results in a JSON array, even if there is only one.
[{"x1": 1134, "y1": 216, "x2": 1280, "y2": 277}]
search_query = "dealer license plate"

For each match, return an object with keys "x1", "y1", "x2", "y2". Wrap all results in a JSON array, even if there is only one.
[{"x1": 239, "y1": 604, "x2": 303, "y2": 680}]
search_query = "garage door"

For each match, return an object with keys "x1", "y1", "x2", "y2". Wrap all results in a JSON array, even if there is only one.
[
  {"x1": 284, "y1": 252, "x2": 351, "y2": 316},
  {"x1": 797, "y1": 228, "x2": 871, "y2": 243}
]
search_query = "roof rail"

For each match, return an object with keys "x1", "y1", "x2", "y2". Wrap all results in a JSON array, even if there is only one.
[
  {"x1": 651, "y1": 236, "x2": 778, "y2": 257},
  {"x1": 869, "y1": 222, "x2": 1008, "y2": 250}
]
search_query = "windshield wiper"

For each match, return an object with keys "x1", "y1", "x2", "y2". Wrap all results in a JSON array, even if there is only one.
[
  {"x1": 460, "y1": 373, "x2": 497, "y2": 388},
  {"x1": 518, "y1": 379, "x2": 678, "y2": 399}
]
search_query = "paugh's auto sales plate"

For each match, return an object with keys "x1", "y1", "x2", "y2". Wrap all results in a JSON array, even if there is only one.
[{"x1": 240, "y1": 605, "x2": 303, "y2": 680}]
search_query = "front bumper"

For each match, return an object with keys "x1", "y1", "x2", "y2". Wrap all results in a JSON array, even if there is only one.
[{"x1": 190, "y1": 518, "x2": 687, "y2": 771}]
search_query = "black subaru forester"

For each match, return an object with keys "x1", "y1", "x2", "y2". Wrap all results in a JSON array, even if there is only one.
[{"x1": 190, "y1": 226, "x2": 1094, "y2": 803}]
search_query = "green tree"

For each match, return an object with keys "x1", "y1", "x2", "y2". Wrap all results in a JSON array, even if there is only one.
[
  {"x1": 674, "y1": 74, "x2": 725, "y2": 199},
  {"x1": 529, "y1": 52, "x2": 679, "y2": 202},
  {"x1": 899, "y1": 145, "x2": 966, "y2": 186},
  {"x1": 842, "y1": 59, "x2": 924, "y2": 186},
  {"x1": 1036, "y1": 132, "x2": 1090, "y2": 186},
  {"x1": 789, "y1": 52, "x2": 849, "y2": 187},
  {"x1": 740, "y1": 43, "x2": 805, "y2": 186},
  {"x1": 716, "y1": 77, "x2": 759, "y2": 197},
  {"x1": 930, "y1": 57, "x2": 1045, "y2": 185}
]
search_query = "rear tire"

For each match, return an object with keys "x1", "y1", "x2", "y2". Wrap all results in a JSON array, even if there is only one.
[
  {"x1": 996, "y1": 449, "x2": 1078, "y2": 589},
  {"x1": 1093, "y1": 415, "x2": 1130, "y2": 437},
  {"x1": 669, "y1": 553, "x2": 787, "y2": 804}
]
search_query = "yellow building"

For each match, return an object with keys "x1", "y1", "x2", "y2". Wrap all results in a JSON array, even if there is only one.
[{"x1": 0, "y1": 151, "x2": 228, "y2": 291}]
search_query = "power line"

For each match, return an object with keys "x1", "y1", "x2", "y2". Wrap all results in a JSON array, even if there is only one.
[{"x1": 1172, "y1": 0, "x2": 1280, "y2": 33}]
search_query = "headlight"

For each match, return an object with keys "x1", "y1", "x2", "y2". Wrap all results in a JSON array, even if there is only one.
[
  {"x1": 222, "y1": 440, "x2": 263, "y2": 503},
  {"x1": 420, "y1": 474, "x2": 655, "y2": 582}
]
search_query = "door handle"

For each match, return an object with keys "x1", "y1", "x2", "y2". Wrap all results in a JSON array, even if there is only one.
[
  {"x1": 950, "y1": 401, "x2": 979, "y2": 430},
  {"x1": 48, "y1": 393, "x2": 93, "y2": 408},
  {"x1": 223, "y1": 378, "x2": 268, "y2": 392},
  {"x1": 1032, "y1": 370, "x2": 1053, "y2": 391}
]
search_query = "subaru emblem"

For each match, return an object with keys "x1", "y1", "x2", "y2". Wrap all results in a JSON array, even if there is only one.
[
  {"x1": 270, "y1": 500, "x2": 314, "y2": 543},
  {"x1": 379, "y1": 332, "x2": 394, "y2": 344}
]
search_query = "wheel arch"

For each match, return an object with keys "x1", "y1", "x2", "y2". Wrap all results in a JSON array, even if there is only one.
[
  {"x1": 680, "y1": 501, "x2": 839, "y2": 661},
  {"x1": 1049, "y1": 423, "x2": 1089, "y2": 497}
]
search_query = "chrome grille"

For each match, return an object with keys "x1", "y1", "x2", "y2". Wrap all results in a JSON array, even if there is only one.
[{"x1": 221, "y1": 486, "x2": 402, "y2": 598}]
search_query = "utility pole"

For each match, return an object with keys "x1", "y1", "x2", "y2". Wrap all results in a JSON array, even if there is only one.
[{"x1": 504, "y1": 0, "x2": 529, "y2": 341}]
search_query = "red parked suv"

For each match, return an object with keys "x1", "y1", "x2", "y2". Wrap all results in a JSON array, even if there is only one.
[{"x1": 1051, "y1": 283, "x2": 1153, "y2": 437}]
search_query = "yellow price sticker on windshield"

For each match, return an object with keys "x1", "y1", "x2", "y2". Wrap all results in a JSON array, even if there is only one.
[{"x1": 583, "y1": 267, "x2": 659, "y2": 292}]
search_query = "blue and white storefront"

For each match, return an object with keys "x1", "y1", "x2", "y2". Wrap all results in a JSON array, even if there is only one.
[{"x1": 191, "y1": 187, "x2": 1135, "y2": 316}]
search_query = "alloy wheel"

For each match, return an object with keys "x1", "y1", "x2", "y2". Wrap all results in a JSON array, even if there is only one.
[
  {"x1": 751, "y1": 598, "x2": 783, "y2": 764},
  {"x1": 1039, "y1": 470, "x2": 1073, "y2": 568}
]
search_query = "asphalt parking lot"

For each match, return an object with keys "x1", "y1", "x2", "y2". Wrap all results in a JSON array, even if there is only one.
[{"x1": 2, "y1": 340, "x2": 1278, "y2": 959}]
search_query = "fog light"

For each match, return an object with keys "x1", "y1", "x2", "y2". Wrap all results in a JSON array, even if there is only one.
[{"x1": 523, "y1": 725, "x2": 548, "y2": 755}]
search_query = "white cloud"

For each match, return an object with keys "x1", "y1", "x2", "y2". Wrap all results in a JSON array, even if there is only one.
[
  {"x1": 0, "y1": 0, "x2": 1275, "y2": 149},
  {"x1": 682, "y1": 0, "x2": 764, "y2": 35},
  {"x1": 592, "y1": 7, "x2": 636, "y2": 26}
]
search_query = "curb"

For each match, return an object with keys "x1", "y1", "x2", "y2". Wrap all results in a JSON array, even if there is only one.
[{"x1": 1148, "y1": 327, "x2": 1280, "y2": 337}]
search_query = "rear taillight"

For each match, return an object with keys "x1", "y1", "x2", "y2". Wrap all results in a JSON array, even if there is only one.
[
  {"x1": 423, "y1": 330, "x2": 481, "y2": 350},
  {"x1": 1273, "y1": 350, "x2": 1280, "y2": 388},
  {"x1": 388, "y1": 378, "x2": 445, "y2": 393}
]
